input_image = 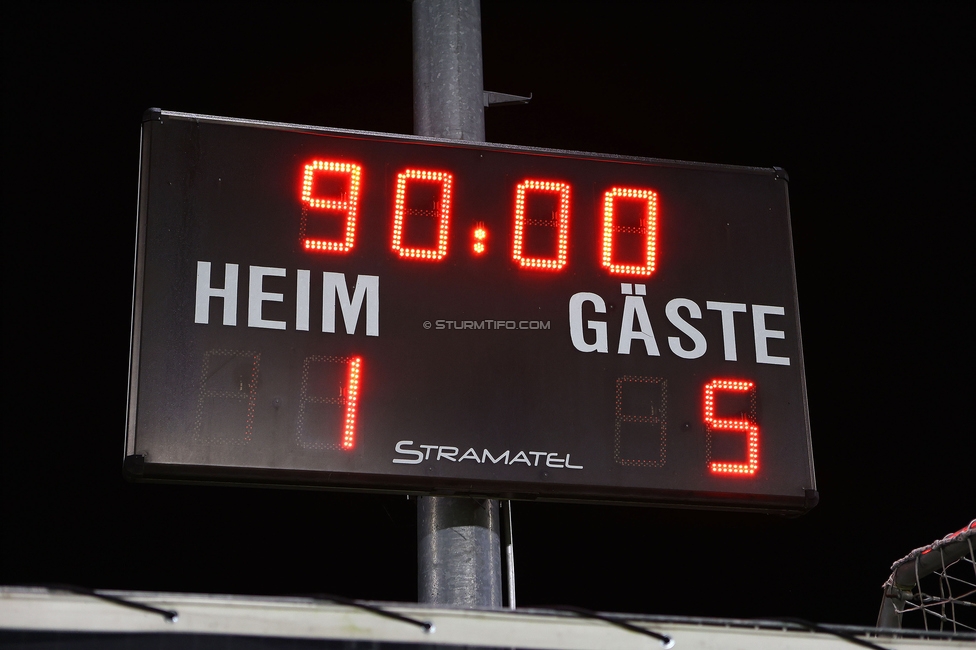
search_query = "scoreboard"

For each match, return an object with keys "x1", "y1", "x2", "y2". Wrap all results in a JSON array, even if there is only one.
[{"x1": 125, "y1": 109, "x2": 817, "y2": 513}]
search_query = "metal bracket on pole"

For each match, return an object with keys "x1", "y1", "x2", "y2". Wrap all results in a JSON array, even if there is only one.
[{"x1": 484, "y1": 91, "x2": 532, "y2": 107}]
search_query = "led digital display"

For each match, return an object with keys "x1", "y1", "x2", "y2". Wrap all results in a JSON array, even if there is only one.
[{"x1": 126, "y1": 109, "x2": 817, "y2": 513}]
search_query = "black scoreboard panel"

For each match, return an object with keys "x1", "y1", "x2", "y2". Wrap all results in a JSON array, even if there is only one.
[{"x1": 125, "y1": 109, "x2": 817, "y2": 513}]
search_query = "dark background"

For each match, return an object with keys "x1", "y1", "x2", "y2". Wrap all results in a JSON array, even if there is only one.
[{"x1": 3, "y1": 1, "x2": 972, "y2": 626}]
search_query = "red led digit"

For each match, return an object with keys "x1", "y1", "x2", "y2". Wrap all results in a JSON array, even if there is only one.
[
  {"x1": 601, "y1": 187, "x2": 658, "y2": 276},
  {"x1": 296, "y1": 355, "x2": 363, "y2": 451},
  {"x1": 512, "y1": 180, "x2": 571, "y2": 271},
  {"x1": 703, "y1": 379, "x2": 759, "y2": 476},
  {"x1": 299, "y1": 160, "x2": 363, "y2": 253},
  {"x1": 342, "y1": 356, "x2": 362, "y2": 450},
  {"x1": 392, "y1": 169, "x2": 453, "y2": 261}
]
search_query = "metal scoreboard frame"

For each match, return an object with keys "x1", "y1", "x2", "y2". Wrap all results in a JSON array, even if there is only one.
[{"x1": 125, "y1": 109, "x2": 817, "y2": 514}]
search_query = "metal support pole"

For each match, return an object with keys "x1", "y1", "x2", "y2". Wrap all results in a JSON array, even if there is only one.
[
  {"x1": 412, "y1": 0, "x2": 485, "y2": 142},
  {"x1": 417, "y1": 496, "x2": 501, "y2": 607},
  {"x1": 413, "y1": 0, "x2": 502, "y2": 609},
  {"x1": 501, "y1": 500, "x2": 516, "y2": 609}
]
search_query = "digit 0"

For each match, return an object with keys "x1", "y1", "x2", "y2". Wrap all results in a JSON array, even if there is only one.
[
  {"x1": 392, "y1": 169, "x2": 454, "y2": 261},
  {"x1": 300, "y1": 160, "x2": 363, "y2": 253},
  {"x1": 512, "y1": 179, "x2": 571, "y2": 271},
  {"x1": 704, "y1": 379, "x2": 759, "y2": 476},
  {"x1": 601, "y1": 187, "x2": 658, "y2": 276}
]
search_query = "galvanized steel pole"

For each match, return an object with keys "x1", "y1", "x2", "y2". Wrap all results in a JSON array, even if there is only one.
[
  {"x1": 413, "y1": 0, "x2": 502, "y2": 609},
  {"x1": 413, "y1": 0, "x2": 486, "y2": 142}
]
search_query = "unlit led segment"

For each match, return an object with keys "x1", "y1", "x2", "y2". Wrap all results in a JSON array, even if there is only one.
[
  {"x1": 192, "y1": 350, "x2": 262, "y2": 446},
  {"x1": 512, "y1": 180, "x2": 571, "y2": 271},
  {"x1": 704, "y1": 379, "x2": 759, "y2": 476},
  {"x1": 342, "y1": 357, "x2": 363, "y2": 450},
  {"x1": 246, "y1": 357, "x2": 260, "y2": 440},
  {"x1": 601, "y1": 187, "x2": 658, "y2": 276},
  {"x1": 392, "y1": 169, "x2": 453, "y2": 261},
  {"x1": 301, "y1": 160, "x2": 363, "y2": 253}
]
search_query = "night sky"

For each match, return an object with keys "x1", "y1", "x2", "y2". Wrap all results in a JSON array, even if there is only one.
[{"x1": 3, "y1": 2, "x2": 972, "y2": 628}]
